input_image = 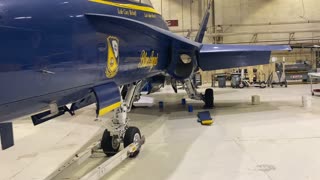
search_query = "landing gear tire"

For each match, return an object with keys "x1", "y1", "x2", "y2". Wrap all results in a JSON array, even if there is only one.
[
  {"x1": 260, "y1": 82, "x2": 266, "y2": 89},
  {"x1": 124, "y1": 127, "x2": 141, "y2": 158},
  {"x1": 101, "y1": 130, "x2": 120, "y2": 157},
  {"x1": 203, "y1": 88, "x2": 214, "y2": 109}
]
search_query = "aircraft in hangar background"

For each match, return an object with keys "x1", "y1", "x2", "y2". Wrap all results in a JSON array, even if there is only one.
[{"x1": 0, "y1": 0, "x2": 291, "y2": 155}]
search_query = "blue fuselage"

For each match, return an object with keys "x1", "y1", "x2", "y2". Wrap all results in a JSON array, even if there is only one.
[{"x1": 0, "y1": 0, "x2": 170, "y2": 121}]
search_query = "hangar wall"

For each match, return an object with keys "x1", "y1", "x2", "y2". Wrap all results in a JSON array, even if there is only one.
[{"x1": 214, "y1": 0, "x2": 320, "y2": 45}]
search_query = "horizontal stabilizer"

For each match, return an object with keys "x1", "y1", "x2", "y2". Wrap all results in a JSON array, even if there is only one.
[
  {"x1": 0, "y1": 123, "x2": 14, "y2": 150},
  {"x1": 199, "y1": 44, "x2": 291, "y2": 71}
]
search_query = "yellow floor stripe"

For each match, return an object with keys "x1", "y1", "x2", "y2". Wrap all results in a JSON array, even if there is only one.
[
  {"x1": 89, "y1": 0, "x2": 159, "y2": 14},
  {"x1": 99, "y1": 102, "x2": 121, "y2": 116}
]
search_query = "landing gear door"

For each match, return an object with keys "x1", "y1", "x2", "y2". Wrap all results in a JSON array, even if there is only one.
[{"x1": 93, "y1": 82, "x2": 121, "y2": 117}]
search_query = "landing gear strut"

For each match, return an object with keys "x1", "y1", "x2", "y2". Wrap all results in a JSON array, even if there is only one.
[
  {"x1": 184, "y1": 78, "x2": 214, "y2": 108},
  {"x1": 101, "y1": 81, "x2": 144, "y2": 157}
]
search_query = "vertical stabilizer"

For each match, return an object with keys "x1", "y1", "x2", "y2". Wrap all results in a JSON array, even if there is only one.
[{"x1": 195, "y1": 0, "x2": 212, "y2": 43}]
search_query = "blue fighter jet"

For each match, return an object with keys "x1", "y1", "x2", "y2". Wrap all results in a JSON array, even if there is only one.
[{"x1": 0, "y1": 0, "x2": 291, "y2": 155}]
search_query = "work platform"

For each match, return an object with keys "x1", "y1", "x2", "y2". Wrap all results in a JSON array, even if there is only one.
[{"x1": 2, "y1": 85, "x2": 320, "y2": 180}]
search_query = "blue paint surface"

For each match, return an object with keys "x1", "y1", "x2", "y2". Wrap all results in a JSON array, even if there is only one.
[
  {"x1": 0, "y1": 0, "x2": 291, "y2": 123},
  {"x1": 93, "y1": 82, "x2": 120, "y2": 113},
  {"x1": 0, "y1": 0, "x2": 170, "y2": 121},
  {"x1": 159, "y1": 101, "x2": 164, "y2": 109},
  {"x1": 181, "y1": 99, "x2": 186, "y2": 105},
  {"x1": 188, "y1": 105, "x2": 193, "y2": 113},
  {"x1": 198, "y1": 44, "x2": 291, "y2": 71}
]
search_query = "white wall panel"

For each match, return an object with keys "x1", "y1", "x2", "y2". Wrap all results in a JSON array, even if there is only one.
[{"x1": 214, "y1": 0, "x2": 320, "y2": 44}]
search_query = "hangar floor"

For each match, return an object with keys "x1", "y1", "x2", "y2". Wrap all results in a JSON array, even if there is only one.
[{"x1": 1, "y1": 84, "x2": 320, "y2": 180}]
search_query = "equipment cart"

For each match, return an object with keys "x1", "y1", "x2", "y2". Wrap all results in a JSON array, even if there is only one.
[
  {"x1": 308, "y1": 72, "x2": 320, "y2": 96},
  {"x1": 267, "y1": 62, "x2": 287, "y2": 88}
]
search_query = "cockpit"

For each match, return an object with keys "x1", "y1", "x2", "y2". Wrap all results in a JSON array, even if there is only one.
[{"x1": 128, "y1": 0, "x2": 153, "y2": 6}]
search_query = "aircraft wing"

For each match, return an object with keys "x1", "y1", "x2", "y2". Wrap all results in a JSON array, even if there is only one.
[{"x1": 198, "y1": 44, "x2": 291, "y2": 71}]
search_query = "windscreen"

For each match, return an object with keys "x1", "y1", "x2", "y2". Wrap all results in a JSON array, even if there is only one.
[
  {"x1": 128, "y1": 0, "x2": 152, "y2": 6},
  {"x1": 141, "y1": 0, "x2": 152, "y2": 6}
]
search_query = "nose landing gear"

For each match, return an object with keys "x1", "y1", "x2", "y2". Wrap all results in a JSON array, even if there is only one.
[
  {"x1": 101, "y1": 126, "x2": 143, "y2": 158},
  {"x1": 100, "y1": 81, "x2": 145, "y2": 157}
]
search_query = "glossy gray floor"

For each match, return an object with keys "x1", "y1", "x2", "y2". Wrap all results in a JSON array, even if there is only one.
[
  {"x1": 104, "y1": 85, "x2": 320, "y2": 180},
  {"x1": 2, "y1": 84, "x2": 320, "y2": 180}
]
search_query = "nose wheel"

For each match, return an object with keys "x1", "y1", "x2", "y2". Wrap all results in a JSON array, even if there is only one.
[
  {"x1": 101, "y1": 130, "x2": 120, "y2": 157},
  {"x1": 123, "y1": 127, "x2": 141, "y2": 158},
  {"x1": 101, "y1": 127, "x2": 142, "y2": 158}
]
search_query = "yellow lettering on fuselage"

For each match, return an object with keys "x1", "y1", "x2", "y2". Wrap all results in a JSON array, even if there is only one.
[
  {"x1": 117, "y1": 8, "x2": 137, "y2": 17},
  {"x1": 144, "y1": 13, "x2": 156, "y2": 18},
  {"x1": 138, "y1": 50, "x2": 158, "y2": 70}
]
